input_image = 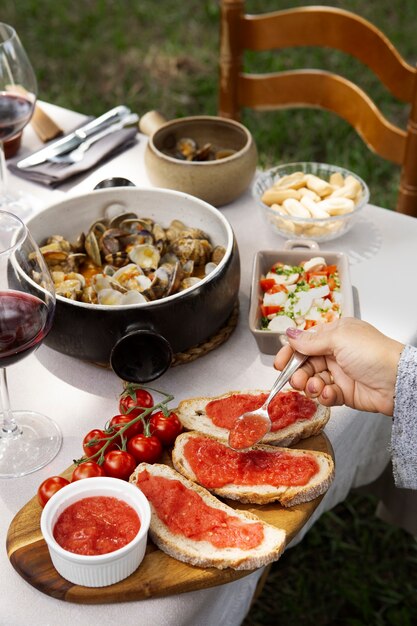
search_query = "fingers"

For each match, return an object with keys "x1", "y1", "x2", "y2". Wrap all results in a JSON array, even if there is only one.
[
  {"x1": 275, "y1": 348, "x2": 331, "y2": 386},
  {"x1": 303, "y1": 374, "x2": 344, "y2": 407},
  {"x1": 273, "y1": 344, "x2": 293, "y2": 371},
  {"x1": 274, "y1": 342, "x2": 343, "y2": 406},
  {"x1": 286, "y1": 322, "x2": 341, "y2": 356},
  {"x1": 317, "y1": 383, "x2": 344, "y2": 407},
  {"x1": 288, "y1": 369, "x2": 344, "y2": 407},
  {"x1": 305, "y1": 371, "x2": 334, "y2": 395},
  {"x1": 274, "y1": 346, "x2": 328, "y2": 375}
]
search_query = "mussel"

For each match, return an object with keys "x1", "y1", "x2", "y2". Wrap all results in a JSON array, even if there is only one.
[{"x1": 38, "y1": 211, "x2": 222, "y2": 307}]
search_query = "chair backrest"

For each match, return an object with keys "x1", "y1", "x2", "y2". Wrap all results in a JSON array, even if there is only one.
[{"x1": 218, "y1": 1, "x2": 417, "y2": 217}]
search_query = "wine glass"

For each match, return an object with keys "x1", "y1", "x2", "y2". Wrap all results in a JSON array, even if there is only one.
[
  {"x1": 0, "y1": 23, "x2": 37, "y2": 219},
  {"x1": 0, "y1": 210, "x2": 61, "y2": 478}
]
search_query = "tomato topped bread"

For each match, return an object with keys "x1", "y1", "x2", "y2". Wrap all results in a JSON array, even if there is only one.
[
  {"x1": 130, "y1": 462, "x2": 286, "y2": 570},
  {"x1": 172, "y1": 432, "x2": 334, "y2": 506},
  {"x1": 176, "y1": 388, "x2": 330, "y2": 447}
]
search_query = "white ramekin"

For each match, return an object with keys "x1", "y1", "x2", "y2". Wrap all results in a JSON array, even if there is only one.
[{"x1": 40, "y1": 476, "x2": 151, "y2": 587}]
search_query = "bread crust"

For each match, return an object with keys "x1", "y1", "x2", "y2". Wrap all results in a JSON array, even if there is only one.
[
  {"x1": 176, "y1": 388, "x2": 330, "y2": 447},
  {"x1": 172, "y1": 431, "x2": 334, "y2": 506},
  {"x1": 130, "y1": 462, "x2": 286, "y2": 570}
]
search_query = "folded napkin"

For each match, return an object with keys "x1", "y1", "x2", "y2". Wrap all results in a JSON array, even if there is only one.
[{"x1": 8, "y1": 127, "x2": 138, "y2": 188}]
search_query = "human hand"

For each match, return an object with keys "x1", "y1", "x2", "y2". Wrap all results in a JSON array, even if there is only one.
[{"x1": 274, "y1": 318, "x2": 404, "y2": 416}]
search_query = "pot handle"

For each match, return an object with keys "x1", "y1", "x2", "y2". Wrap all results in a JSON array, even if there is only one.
[
  {"x1": 94, "y1": 177, "x2": 136, "y2": 190},
  {"x1": 283, "y1": 239, "x2": 320, "y2": 251},
  {"x1": 110, "y1": 329, "x2": 173, "y2": 383},
  {"x1": 139, "y1": 110, "x2": 168, "y2": 137}
]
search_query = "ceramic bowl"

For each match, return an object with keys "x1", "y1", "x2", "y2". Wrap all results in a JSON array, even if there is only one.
[
  {"x1": 140, "y1": 112, "x2": 258, "y2": 207},
  {"x1": 26, "y1": 185, "x2": 240, "y2": 383},
  {"x1": 249, "y1": 240, "x2": 355, "y2": 355},
  {"x1": 40, "y1": 477, "x2": 151, "y2": 587},
  {"x1": 253, "y1": 162, "x2": 369, "y2": 242}
]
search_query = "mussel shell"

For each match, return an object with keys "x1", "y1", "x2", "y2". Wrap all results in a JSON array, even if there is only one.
[
  {"x1": 176, "y1": 137, "x2": 197, "y2": 160},
  {"x1": 169, "y1": 237, "x2": 212, "y2": 265},
  {"x1": 211, "y1": 245, "x2": 226, "y2": 264},
  {"x1": 26, "y1": 186, "x2": 240, "y2": 383},
  {"x1": 108, "y1": 212, "x2": 139, "y2": 229},
  {"x1": 84, "y1": 230, "x2": 102, "y2": 266},
  {"x1": 128, "y1": 244, "x2": 160, "y2": 271},
  {"x1": 118, "y1": 217, "x2": 154, "y2": 232},
  {"x1": 193, "y1": 142, "x2": 213, "y2": 162},
  {"x1": 142, "y1": 262, "x2": 181, "y2": 300}
]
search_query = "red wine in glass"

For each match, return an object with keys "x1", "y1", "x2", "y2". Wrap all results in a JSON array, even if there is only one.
[
  {"x1": 0, "y1": 290, "x2": 52, "y2": 367},
  {"x1": 0, "y1": 23, "x2": 37, "y2": 219},
  {"x1": 0, "y1": 209, "x2": 61, "y2": 478},
  {"x1": 0, "y1": 92, "x2": 34, "y2": 141}
]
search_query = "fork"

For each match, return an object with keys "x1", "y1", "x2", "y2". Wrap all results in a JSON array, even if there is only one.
[
  {"x1": 228, "y1": 351, "x2": 308, "y2": 450},
  {"x1": 48, "y1": 113, "x2": 139, "y2": 165}
]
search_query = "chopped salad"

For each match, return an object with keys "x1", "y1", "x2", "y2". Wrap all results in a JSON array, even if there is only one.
[{"x1": 259, "y1": 256, "x2": 342, "y2": 332}]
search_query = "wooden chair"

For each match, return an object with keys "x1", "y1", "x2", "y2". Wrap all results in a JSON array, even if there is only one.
[{"x1": 218, "y1": 2, "x2": 417, "y2": 217}]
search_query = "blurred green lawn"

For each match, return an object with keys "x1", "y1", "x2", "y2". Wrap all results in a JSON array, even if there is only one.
[
  {"x1": 5, "y1": 0, "x2": 417, "y2": 209},
  {"x1": 3, "y1": 1, "x2": 417, "y2": 624}
]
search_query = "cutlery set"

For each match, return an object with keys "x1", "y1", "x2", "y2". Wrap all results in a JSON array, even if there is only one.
[{"x1": 17, "y1": 105, "x2": 138, "y2": 169}]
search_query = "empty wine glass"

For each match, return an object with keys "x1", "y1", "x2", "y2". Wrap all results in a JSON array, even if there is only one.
[
  {"x1": 0, "y1": 210, "x2": 61, "y2": 478},
  {"x1": 0, "y1": 23, "x2": 37, "y2": 219}
]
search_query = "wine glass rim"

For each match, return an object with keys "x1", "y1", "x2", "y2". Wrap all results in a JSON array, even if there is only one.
[
  {"x1": 0, "y1": 210, "x2": 27, "y2": 256},
  {"x1": 0, "y1": 23, "x2": 16, "y2": 45}
]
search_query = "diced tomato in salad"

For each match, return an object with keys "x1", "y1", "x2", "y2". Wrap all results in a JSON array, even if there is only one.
[
  {"x1": 261, "y1": 304, "x2": 284, "y2": 317},
  {"x1": 260, "y1": 278, "x2": 276, "y2": 291},
  {"x1": 259, "y1": 257, "x2": 342, "y2": 331}
]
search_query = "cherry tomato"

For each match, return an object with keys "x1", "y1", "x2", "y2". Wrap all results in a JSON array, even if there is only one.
[
  {"x1": 71, "y1": 461, "x2": 107, "y2": 481},
  {"x1": 149, "y1": 410, "x2": 183, "y2": 447},
  {"x1": 37, "y1": 476, "x2": 70, "y2": 508},
  {"x1": 109, "y1": 414, "x2": 144, "y2": 441},
  {"x1": 102, "y1": 450, "x2": 137, "y2": 481},
  {"x1": 82, "y1": 428, "x2": 116, "y2": 458},
  {"x1": 127, "y1": 434, "x2": 163, "y2": 463},
  {"x1": 119, "y1": 387, "x2": 154, "y2": 418}
]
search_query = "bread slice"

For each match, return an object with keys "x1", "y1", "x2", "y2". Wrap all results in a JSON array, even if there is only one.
[
  {"x1": 176, "y1": 388, "x2": 330, "y2": 447},
  {"x1": 172, "y1": 431, "x2": 334, "y2": 507},
  {"x1": 130, "y1": 462, "x2": 286, "y2": 570}
]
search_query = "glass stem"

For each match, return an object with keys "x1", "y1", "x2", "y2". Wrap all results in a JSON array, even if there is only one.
[
  {"x1": 0, "y1": 368, "x2": 20, "y2": 437},
  {"x1": 0, "y1": 141, "x2": 6, "y2": 200}
]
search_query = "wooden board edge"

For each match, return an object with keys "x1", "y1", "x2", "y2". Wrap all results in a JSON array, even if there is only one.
[{"x1": 6, "y1": 431, "x2": 334, "y2": 603}]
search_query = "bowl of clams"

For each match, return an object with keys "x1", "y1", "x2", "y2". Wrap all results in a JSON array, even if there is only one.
[
  {"x1": 254, "y1": 162, "x2": 369, "y2": 242},
  {"x1": 26, "y1": 183, "x2": 240, "y2": 382},
  {"x1": 139, "y1": 111, "x2": 258, "y2": 207}
]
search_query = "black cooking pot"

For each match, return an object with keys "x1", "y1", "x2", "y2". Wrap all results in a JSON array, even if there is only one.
[{"x1": 26, "y1": 184, "x2": 240, "y2": 382}]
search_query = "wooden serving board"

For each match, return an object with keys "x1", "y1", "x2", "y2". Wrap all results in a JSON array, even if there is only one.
[{"x1": 7, "y1": 433, "x2": 333, "y2": 604}]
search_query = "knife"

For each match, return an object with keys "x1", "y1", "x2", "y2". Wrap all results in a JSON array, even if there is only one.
[{"x1": 17, "y1": 105, "x2": 132, "y2": 169}]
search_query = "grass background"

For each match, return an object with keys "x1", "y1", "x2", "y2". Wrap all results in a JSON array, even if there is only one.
[
  {"x1": 5, "y1": 0, "x2": 417, "y2": 209},
  {"x1": 3, "y1": 1, "x2": 417, "y2": 623}
]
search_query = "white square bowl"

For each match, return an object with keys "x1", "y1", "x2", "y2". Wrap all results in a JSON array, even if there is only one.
[{"x1": 249, "y1": 240, "x2": 355, "y2": 355}]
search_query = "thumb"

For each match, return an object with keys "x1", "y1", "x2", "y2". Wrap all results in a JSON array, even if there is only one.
[{"x1": 286, "y1": 325, "x2": 337, "y2": 357}]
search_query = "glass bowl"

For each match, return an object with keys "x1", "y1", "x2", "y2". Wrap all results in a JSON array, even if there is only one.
[{"x1": 253, "y1": 162, "x2": 369, "y2": 242}]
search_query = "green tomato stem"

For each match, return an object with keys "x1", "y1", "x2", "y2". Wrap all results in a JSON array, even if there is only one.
[{"x1": 76, "y1": 393, "x2": 174, "y2": 466}]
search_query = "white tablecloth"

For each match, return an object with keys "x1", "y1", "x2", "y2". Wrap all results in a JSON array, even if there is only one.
[{"x1": 1, "y1": 103, "x2": 416, "y2": 626}]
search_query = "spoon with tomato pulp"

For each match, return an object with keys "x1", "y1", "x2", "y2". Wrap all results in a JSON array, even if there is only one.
[{"x1": 228, "y1": 351, "x2": 308, "y2": 450}]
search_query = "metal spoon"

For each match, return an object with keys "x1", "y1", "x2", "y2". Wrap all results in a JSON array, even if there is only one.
[{"x1": 228, "y1": 351, "x2": 308, "y2": 450}]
